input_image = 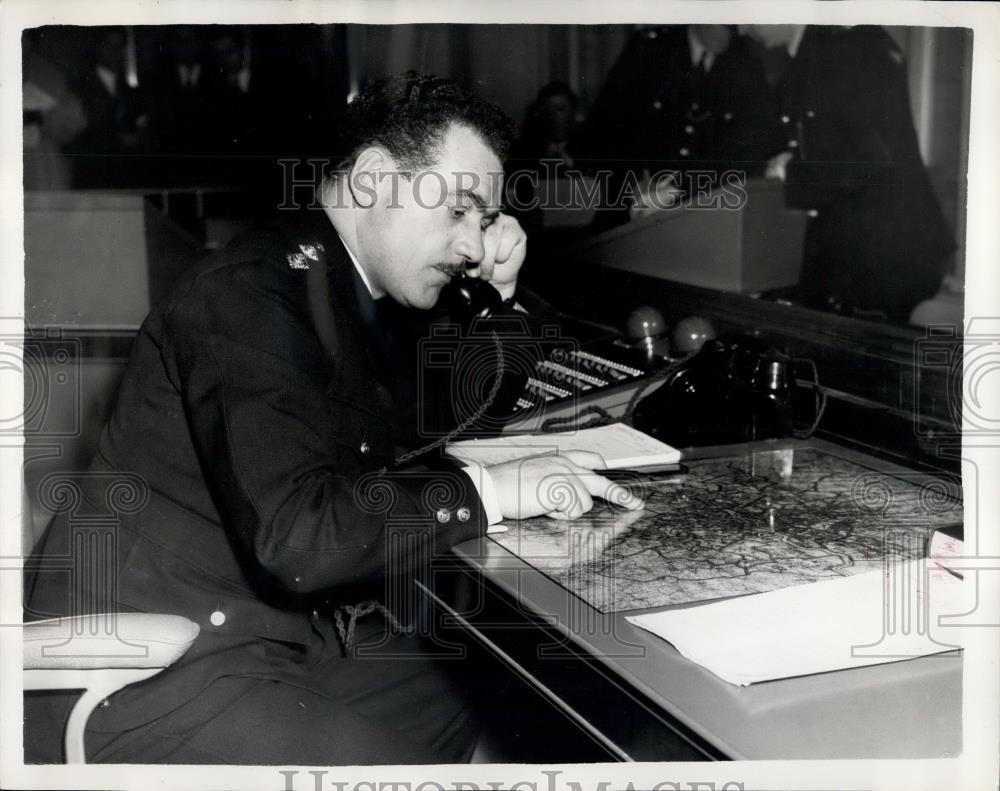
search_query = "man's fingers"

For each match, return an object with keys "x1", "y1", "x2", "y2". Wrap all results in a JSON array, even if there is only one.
[
  {"x1": 480, "y1": 222, "x2": 501, "y2": 280},
  {"x1": 493, "y1": 453, "x2": 644, "y2": 521},
  {"x1": 494, "y1": 219, "x2": 524, "y2": 265},
  {"x1": 538, "y1": 473, "x2": 592, "y2": 519},
  {"x1": 573, "y1": 470, "x2": 645, "y2": 511},
  {"x1": 486, "y1": 215, "x2": 526, "y2": 293},
  {"x1": 557, "y1": 454, "x2": 645, "y2": 512}
]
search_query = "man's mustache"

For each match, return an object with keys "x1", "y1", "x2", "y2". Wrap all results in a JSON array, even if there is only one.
[{"x1": 436, "y1": 263, "x2": 470, "y2": 277}]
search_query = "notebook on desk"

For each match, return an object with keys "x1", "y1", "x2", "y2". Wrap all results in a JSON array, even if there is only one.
[{"x1": 445, "y1": 422, "x2": 681, "y2": 469}]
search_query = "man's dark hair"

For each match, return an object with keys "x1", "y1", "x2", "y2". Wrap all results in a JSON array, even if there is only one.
[{"x1": 332, "y1": 73, "x2": 515, "y2": 175}]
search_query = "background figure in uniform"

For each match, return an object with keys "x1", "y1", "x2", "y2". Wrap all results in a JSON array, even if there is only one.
[
  {"x1": 743, "y1": 24, "x2": 955, "y2": 323},
  {"x1": 65, "y1": 27, "x2": 148, "y2": 188},
  {"x1": 580, "y1": 24, "x2": 776, "y2": 229},
  {"x1": 203, "y1": 28, "x2": 255, "y2": 158},
  {"x1": 148, "y1": 26, "x2": 214, "y2": 184}
]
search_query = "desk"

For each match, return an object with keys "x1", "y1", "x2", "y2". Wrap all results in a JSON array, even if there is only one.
[{"x1": 422, "y1": 438, "x2": 963, "y2": 760}]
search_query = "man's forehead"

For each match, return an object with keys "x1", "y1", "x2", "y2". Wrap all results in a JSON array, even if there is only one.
[
  {"x1": 435, "y1": 171, "x2": 503, "y2": 208},
  {"x1": 429, "y1": 124, "x2": 504, "y2": 200}
]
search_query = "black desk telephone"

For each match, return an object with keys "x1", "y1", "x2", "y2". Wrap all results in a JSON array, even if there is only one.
[
  {"x1": 438, "y1": 279, "x2": 823, "y2": 446},
  {"x1": 442, "y1": 275, "x2": 504, "y2": 323},
  {"x1": 631, "y1": 333, "x2": 817, "y2": 446}
]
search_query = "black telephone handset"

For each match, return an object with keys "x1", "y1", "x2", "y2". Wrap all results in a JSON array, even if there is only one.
[
  {"x1": 442, "y1": 275, "x2": 504, "y2": 324},
  {"x1": 632, "y1": 333, "x2": 799, "y2": 447}
]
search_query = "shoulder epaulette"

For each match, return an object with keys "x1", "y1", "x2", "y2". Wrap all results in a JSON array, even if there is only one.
[{"x1": 287, "y1": 242, "x2": 325, "y2": 270}]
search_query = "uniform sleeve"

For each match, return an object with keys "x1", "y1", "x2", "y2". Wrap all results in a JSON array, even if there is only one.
[
  {"x1": 784, "y1": 28, "x2": 905, "y2": 208},
  {"x1": 162, "y1": 264, "x2": 486, "y2": 596}
]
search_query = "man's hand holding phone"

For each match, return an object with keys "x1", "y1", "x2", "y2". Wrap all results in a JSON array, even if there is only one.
[
  {"x1": 465, "y1": 213, "x2": 526, "y2": 302},
  {"x1": 488, "y1": 450, "x2": 645, "y2": 520}
]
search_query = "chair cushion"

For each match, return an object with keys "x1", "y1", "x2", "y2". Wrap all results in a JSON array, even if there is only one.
[{"x1": 24, "y1": 613, "x2": 200, "y2": 670}]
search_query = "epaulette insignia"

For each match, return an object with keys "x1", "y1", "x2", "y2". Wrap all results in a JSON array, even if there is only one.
[
  {"x1": 287, "y1": 242, "x2": 325, "y2": 270},
  {"x1": 300, "y1": 243, "x2": 324, "y2": 261}
]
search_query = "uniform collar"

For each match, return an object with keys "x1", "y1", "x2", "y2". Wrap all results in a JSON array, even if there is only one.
[
  {"x1": 337, "y1": 233, "x2": 376, "y2": 296},
  {"x1": 276, "y1": 208, "x2": 375, "y2": 330}
]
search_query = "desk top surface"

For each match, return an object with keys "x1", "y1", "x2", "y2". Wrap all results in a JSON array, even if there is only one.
[{"x1": 453, "y1": 437, "x2": 963, "y2": 760}]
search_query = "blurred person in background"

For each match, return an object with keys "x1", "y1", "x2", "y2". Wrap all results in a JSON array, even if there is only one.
[
  {"x1": 65, "y1": 27, "x2": 149, "y2": 187},
  {"x1": 22, "y1": 29, "x2": 86, "y2": 190},
  {"x1": 742, "y1": 24, "x2": 955, "y2": 322},
  {"x1": 581, "y1": 24, "x2": 776, "y2": 228}
]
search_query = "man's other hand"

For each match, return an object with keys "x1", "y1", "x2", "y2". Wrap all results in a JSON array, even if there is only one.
[
  {"x1": 630, "y1": 173, "x2": 683, "y2": 220},
  {"x1": 466, "y1": 213, "x2": 526, "y2": 302},
  {"x1": 488, "y1": 450, "x2": 645, "y2": 520}
]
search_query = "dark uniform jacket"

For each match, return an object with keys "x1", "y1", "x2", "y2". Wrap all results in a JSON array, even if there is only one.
[
  {"x1": 774, "y1": 26, "x2": 955, "y2": 320},
  {"x1": 580, "y1": 25, "x2": 776, "y2": 224},
  {"x1": 25, "y1": 210, "x2": 523, "y2": 739}
]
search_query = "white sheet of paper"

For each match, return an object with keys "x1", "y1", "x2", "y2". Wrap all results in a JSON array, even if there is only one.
[{"x1": 626, "y1": 558, "x2": 968, "y2": 686}]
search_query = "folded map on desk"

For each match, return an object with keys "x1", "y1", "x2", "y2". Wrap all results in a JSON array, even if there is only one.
[
  {"x1": 445, "y1": 422, "x2": 681, "y2": 469},
  {"x1": 626, "y1": 557, "x2": 968, "y2": 685},
  {"x1": 487, "y1": 447, "x2": 964, "y2": 613}
]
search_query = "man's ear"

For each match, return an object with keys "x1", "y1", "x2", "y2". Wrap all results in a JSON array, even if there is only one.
[{"x1": 349, "y1": 147, "x2": 390, "y2": 209}]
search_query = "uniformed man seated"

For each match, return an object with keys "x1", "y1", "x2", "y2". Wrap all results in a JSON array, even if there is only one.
[{"x1": 24, "y1": 73, "x2": 643, "y2": 765}]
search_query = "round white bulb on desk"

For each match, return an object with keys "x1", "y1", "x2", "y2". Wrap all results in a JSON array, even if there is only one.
[
  {"x1": 671, "y1": 316, "x2": 716, "y2": 354},
  {"x1": 626, "y1": 306, "x2": 666, "y2": 341}
]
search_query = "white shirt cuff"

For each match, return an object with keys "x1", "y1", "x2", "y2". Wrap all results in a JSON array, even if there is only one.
[{"x1": 459, "y1": 462, "x2": 507, "y2": 533}]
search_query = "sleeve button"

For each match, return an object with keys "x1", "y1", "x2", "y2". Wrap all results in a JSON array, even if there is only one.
[
  {"x1": 210, "y1": 610, "x2": 226, "y2": 626},
  {"x1": 435, "y1": 508, "x2": 451, "y2": 524},
  {"x1": 457, "y1": 507, "x2": 471, "y2": 522}
]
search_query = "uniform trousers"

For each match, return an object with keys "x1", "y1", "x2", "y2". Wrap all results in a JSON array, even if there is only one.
[{"x1": 25, "y1": 608, "x2": 481, "y2": 765}]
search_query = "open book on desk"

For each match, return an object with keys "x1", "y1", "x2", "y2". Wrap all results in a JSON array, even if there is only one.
[{"x1": 445, "y1": 422, "x2": 681, "y2": 470}]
